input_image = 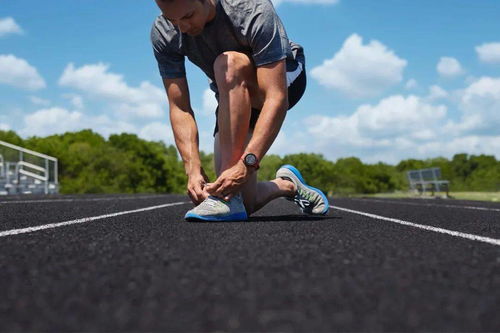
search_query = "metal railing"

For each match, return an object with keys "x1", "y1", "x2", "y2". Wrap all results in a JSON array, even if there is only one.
[
  {"x1": 0, "y1": 154, "x2": 4, "y2": 179},
  {"x1": 407, "y1": 167, "x2": 449, "y2": 195},
  {"x1": 16, "y1": 161, "x2": 49, "y2": 193},
  {"x1": 0, "y1": 140, "x2": 58, "y2": 195}
]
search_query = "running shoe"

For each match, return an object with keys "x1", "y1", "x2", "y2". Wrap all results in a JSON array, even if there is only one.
[
  {"x1": 184, "y1": 193, "x2": 248, "y2": 221},
  {"x1": 276, "y1": 164, "x2": 329, "y2": 215}
]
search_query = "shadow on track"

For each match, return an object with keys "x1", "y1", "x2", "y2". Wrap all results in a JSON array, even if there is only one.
[
  {"x1": 185, "y1": 215, "x2": 339, "y2": 223},
  {"x1": 248, "y1": 214, "x2": 340, "y2": 222}
]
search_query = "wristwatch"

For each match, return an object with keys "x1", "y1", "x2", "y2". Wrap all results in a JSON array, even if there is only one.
[{"x1": 242, "y1": 153, "x2": 260, "y2": 170}]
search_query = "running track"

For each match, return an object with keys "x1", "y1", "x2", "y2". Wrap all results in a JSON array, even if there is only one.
[{"x1": 0, "y1": 194, "x2": 499, "y2": 331}]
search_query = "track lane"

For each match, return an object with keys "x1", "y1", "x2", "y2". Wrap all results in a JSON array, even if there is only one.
[
  {"x1": 0, "y1": 194, "x2": 188, "y2": 231},
  {"x1": 333, "y1": 197, "x2": 500, "y2": 239},
  {"x1": 353, "y1": 197, "x2": 500, "y2": 212},
  {"x1": 0, "y1": 196, "x2": 499, "y2": 331}
]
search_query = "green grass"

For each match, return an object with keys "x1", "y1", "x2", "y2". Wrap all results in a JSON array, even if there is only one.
[
  {"x1": 355, "y1": 191, "x2": 500, "y2": 202},
  {"x1": 450, "y1": 192, "x2": 500, "y2": 202}
]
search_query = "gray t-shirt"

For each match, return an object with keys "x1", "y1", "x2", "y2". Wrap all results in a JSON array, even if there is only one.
[{"x1": 151, "y1": 0, "x2": 304, "y2": 93}]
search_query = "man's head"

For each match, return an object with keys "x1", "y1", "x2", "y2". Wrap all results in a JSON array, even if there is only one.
[{"x1": 155, "y1": 0, "x2": 215, "y2": 36}]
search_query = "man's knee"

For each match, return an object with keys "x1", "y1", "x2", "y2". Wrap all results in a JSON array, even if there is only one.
[{"x1": 213, "y1": 51, "x2": 254, "y2": 89}]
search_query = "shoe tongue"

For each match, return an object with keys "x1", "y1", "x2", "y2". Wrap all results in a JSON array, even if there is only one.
[{"x1": 207, "y1": 195, "x2": 229, "y2": 206}]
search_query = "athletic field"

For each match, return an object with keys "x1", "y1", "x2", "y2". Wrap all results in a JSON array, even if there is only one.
[{"x1": 1, "y1": 194, "x2": 499, "y2": 331}]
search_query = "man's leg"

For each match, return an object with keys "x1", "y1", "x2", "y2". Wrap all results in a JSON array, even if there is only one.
[
  {"x1": 213, "y1": 51, "x2": 255, "y2": 172},
  {"x1": 209, "y1": 53, "x2": 327, "y2": 217},
  {"x1": 213, "y1": 51, "x2": 295, "y2": 214},
  {"x1": 213, "y1": 51, "x2": 296, "y2": 215}
]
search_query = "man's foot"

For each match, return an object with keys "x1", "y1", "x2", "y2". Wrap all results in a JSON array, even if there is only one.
[
  {"x1": 184, "y1": 193, "x2": 248, "y2": 221},
  {"x1": 276, "y1": 164, "x2": 330, "y2": 215}
]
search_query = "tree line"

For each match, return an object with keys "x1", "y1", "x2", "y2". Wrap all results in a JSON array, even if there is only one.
[{"x1": 1, "y1": 129, "x2": 499, "y2": 194}]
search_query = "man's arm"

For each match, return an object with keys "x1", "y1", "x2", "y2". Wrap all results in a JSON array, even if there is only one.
[
  {"x1": 244, "y1": 59, "x2": 288, "y2": 161},
  {"x1": 163, "y1": 77, "x2": 208, "y2": 204}
]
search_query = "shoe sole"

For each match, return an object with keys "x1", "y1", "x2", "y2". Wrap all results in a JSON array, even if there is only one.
[
  {"x1": 184, "y1": 211, "x2": 248, "y2": 222},
  {"x1": 277, "y1": 164, "x2": 330, "y2": 215}
]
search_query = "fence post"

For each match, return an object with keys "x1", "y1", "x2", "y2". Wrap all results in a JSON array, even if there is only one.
[
  {"x1": 0, "y1": 154, "x2": 3, "y2": 178},
  {"x1": 419, "y1": 170, "x2": 425, "y2": 194},
  {"x1": 432, "y1": 168, "x2": 440, "y2": 192},
  {"x1": 55, "y1": 160, "x2": 58, "y2": 187}
]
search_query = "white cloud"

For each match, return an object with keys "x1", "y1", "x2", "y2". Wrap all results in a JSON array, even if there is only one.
[
  {"x1": 300, "y1": 109, "x2": 500, "y2": 162},
  {"x1": 356, "y1": 96, "x2": 446, "y2": 137},
  {"x1": 21, "y1": 107, "x2": 83, "y2": 137},
  {"x1": 427, "y1": 85, "x2": 448, "y2": 101},
  {"x1": 291, "y1": 94, "x2": 455, "y2": 162},
  {"x1": 307, "y1": 95, "x2": 446, "y2": 143},
  {"x1": 272, "y1": 0, "x2": 339, "y2": 6},
  {"x1": 285, "y1": 76, "x2": 500, "y2": 162},
  {"x1": 198, "y1": 130, "x2": 215, "y2": 154},
  {"x1": 0, "y1": 54, "x2": 46, "y2": 90},
  {"x1": 89, "y1": 115, "x2": 137, "y2": 138},
  {"x1": 437, "y1": 57, "x2": 464, "y2": 77},
  {"x1": 20, "y1": 106, "x2": 177, "y2": 145},
  {"x1": 29, "y1": 96, "x2": 51, "y2": 107},
  {"x1": 443, "y1": 115, "x2": 482, "y2": 137},
  {"x1": 272, "y1": 74, "x2": 500, "y2": 162},
  {"x1": 62, "y1": 94, "x2": 84, "y2": 109},
  {"x1": 0, "y1": 17, "x2": 23, "y2": 37},
  {"x1": 0, "y1": 123, "x2": 10, "y2": 131},
  {"x1": 192, "y1": 89, "x2": 217, "y2": 148},
  {"x1": 475, "y1": 42, "x2": 500, "y2": 64},
  {"x1": 139, "y1": 121, "x2": 174, "y2": 143},
  {"x1": 453, "y1": 76, "x2": 500, "y2": 135},
  {"x1": 413, "y1": 135, "x2": 500, "y2": 159},
  {"x1": 405, "y1": 79, "x2": 418, "y2": 90},
  {"x1": 310, "y1": 34, "x2": 407, "y2": 98},
  {"x1": 59, "y1": 63, "x2": 166, "y2": 118},
  {"x1": 20, "y1": 107, "x2": 138, "y2": 138},
  {"x1": 267, "y1": 128, "x2": 311, "y2": 156},
  {"x1": 201, "y1": 88, "x2": 218, "y2": 116}
]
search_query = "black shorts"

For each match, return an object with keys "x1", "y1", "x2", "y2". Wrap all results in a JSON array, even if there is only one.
[{"x1": 213, "y1": 66, "x2": 307, "y2": 136}]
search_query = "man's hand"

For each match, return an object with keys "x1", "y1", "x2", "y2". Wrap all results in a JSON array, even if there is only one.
[
  {"x1": 187, "y1": 168, "x2": 209, "y2": 205},
  {"x1": 206, "y1": 160, "x2": 253, "y2": 201}
]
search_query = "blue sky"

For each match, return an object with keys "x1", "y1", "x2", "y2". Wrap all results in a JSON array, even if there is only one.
[{"x1": 1, "y1": 0, "x2": 500, "y2": 163}]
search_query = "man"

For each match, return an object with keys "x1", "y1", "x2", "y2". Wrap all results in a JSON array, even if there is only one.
[{"x1": 151, "y1": 0, "x2": 329, "y2": 221}]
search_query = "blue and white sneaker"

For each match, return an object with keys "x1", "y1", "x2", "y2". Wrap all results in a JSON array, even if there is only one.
[
  {"x1": 276, "y1": 165, "x2": 329, "y2": 215},
  {"x1": 184, "y1": 193, "x2": 248, "y2": 221}
]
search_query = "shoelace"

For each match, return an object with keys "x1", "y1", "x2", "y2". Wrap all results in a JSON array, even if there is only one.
[
  {"x1": 295, "y1": 189, "x2": 323, "y2": 212},
  {"x1": 202, "y1": 196, "x2": 231, "y2": 208},
  {"x1": 200, "y1": 197, "x2": 220, "y2": 208},
  {"x1": 297, "y1": 189, "x2": 311, "y2": 201},
  {"x1": 298, "y1": 188, "x2": 321, "y2": 203}
]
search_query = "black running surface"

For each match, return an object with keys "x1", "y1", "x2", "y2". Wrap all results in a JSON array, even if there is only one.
[{"x1": 0, "y1": 194, "x2": 499, "y2": 332}]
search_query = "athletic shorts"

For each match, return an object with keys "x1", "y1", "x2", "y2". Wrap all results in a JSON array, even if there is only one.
[{"x1": 213, "y1": 61, "x2": 307, "y2": 136}]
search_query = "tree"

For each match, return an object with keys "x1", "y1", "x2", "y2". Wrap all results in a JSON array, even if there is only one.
[
  {"x1": 2, "y1": 130, "x2": 499, "y2": 194},
  {"x1": 282, "y1": 153, "x2": 337, "y2": 194}
]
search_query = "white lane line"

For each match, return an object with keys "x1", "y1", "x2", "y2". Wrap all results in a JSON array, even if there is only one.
[
  {"x1": 333, "y1": 205, "x2": 500, "y2": 247},
  {"x1": 350, "y1": 198, "x2": 500, "y2": 212},
  {"x1": 0, "y1": 201, "x2": 189, "y2": 238},
  {"x1": 0, "y1": 195, "x2": 173, "y2": 204}
]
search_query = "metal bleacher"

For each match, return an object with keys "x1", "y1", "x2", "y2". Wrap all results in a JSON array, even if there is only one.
[
  {"x1": 0, "y1": 140, "x2": 59, "y2": 195},
  {"x1": 407, "y1": 167, "x2": 449, "y2": 196}
]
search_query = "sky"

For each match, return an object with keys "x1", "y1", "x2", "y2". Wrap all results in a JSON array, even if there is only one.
[{"x1": 1, "y1": 0, "x2": 500, "y2": 164}]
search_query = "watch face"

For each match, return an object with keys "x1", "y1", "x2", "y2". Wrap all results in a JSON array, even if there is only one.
[{"x1": 245, "y1": 154, "x2": 257, "y2": 166}]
